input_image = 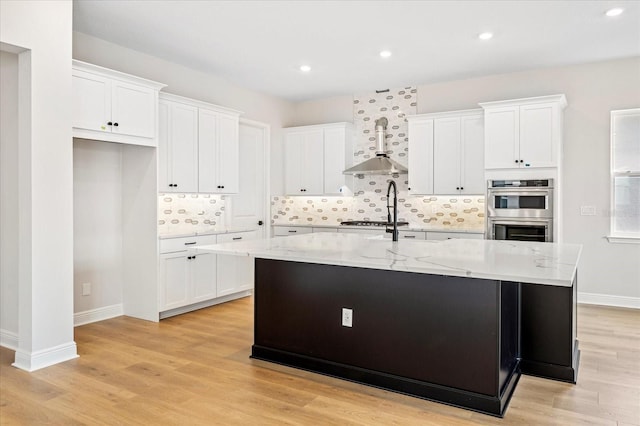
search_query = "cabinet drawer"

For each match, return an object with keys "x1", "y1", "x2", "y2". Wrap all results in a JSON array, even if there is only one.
[
  {"x1": 398, "y1": 231, "x2": 426, "y2": 240},
  {"x1": 273, "y1": 226, "x2": 313, "y2": 236},
  {"x1": 312, "y1": 227, "x2": 338, "y2": 233},
  {"x1": 426, "y1": 231, "x2": 484, "y2": 241},
  {"x1": 160, "y1": 234, "x2": 218, "y2": 253},
  {"x1": 218, "y1": 230, "x2": 260, "y2": 243}
]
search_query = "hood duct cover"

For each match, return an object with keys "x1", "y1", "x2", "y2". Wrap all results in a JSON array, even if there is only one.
[
  {"x1": 343, "y1": 116, "x2": 408, "y2": 176},
  {"x1": 343, "y1": 156, "x2": 408, "y2": 175}
]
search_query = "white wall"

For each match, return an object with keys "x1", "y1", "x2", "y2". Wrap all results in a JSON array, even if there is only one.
[
  {"x1": 289, "y1": 57, "x2": 640, "y2": 306},
  {"x1": 73, "y1": 32, "x2": 294, "y2": 195},
  {"x1": 0, "y1": 50, "x2": 19, "y2": 347},
  {"x1": 73, "y1": 139, "x2": 124, "y2": 314},
  {"x1": 0, "y1": 0, "x2": 77, "y2": 369},
  {"x1": 290, "y1": 95, "x2": 354, "y2": 127}
]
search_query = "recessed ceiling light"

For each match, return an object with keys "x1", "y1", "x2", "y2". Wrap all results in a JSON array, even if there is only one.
[
  {"x1": 478, "y1": 32, "x2": 493, "y2": 40},
  {"x1": 300, "y1": 65, "x2": 311, "y2": 72},
  {"x1": 605, "y1": 7, "x2": 624, "y2": 17},
  {"x1": 380, "y1": 50, "x2": 392, "y2": 58}
]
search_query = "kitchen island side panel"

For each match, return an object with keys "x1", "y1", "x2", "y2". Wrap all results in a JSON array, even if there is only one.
[
  {"x1": 520, "y1": 275, "x2": 579, "y2": 382},
  {"x1": 254, "y1": 258, "x2": 516, "y2": 397}
]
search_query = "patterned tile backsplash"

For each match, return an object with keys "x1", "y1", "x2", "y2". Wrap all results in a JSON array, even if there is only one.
[
  {"x1": 352, "y1": 87, "x2": 416, "y2": 195},
  {"x1": 158, "y1": 194, "x2": 226, "y2": 235},
  {"x1": 271, "y1": 194, "x2": 485, "y2": 230}
]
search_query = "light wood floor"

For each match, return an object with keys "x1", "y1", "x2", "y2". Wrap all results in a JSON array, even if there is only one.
[{"x1": 1, "y1": 299, "x2": 638, "y2": 425}]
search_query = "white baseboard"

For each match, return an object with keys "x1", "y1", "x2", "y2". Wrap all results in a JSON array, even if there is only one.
[
  {"x1": 74, "y1": 303, "x2": 124, "y2": 327},
  {"x1": 578, "y1": 292, "x2": 640, "y2": 309},
  {"x1": 0, "y1": 329, "x2": 18, "y2": 350},
  {"x1": 12, "y1": 341, "x2": 78, "y2": 372}
]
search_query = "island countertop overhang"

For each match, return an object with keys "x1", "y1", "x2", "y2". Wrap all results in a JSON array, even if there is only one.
[{"x1": 197, "y1": 232, "x2": 581, "y2": 287}]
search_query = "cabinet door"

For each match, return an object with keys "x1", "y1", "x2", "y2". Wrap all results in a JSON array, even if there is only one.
[
  {"x1": 433, "y1": 118, "x2": 461, "y2": 195},
  {"x1": 198, "y1": 109, "x2": 218, "y2": 193},
  {"x1": 323, "y1": 127, "x2": 347, "y2": 194},
  {"x1": 460, "y1": 115, "x2": 485, "y2": 194},
  {"x1": 484, "y1": 107, "x2": 519, "y2": 169},
  {"x1": 191, "y1": 252, "x2": 217, "y2": 303},
  {"x1": 519, "y1": 103, "x2": 556, "y2": 168},
  {"x1": 216, "y1": 254, "x2": 239, "y2": 297},
  {"x1": 284, "y1": 132, "x2": 305, "y2": 194},
  {"x1": 158, "y1": 101, "x2": 171, "y2": 191},
  {"x1": 72, "y1": 70, "x2": 111, "y2": 133},
  {"x1": 159, "y1": 253, "x2": 189, "y2": 311},
  {"x1": 216, "y1": 113, "x2": 240, "y2": 193},
  {"x1": 408, "y1": 119, "x2": 434, "y2": 194},
  {"x1": 302, "y1": 130, "x2": 325, "y2": 195},
  {"x1": 169, "y1": 102, "x2": 199, "y2": 192},
  {"x1": 111, "y1": 80, "x2": 156, "y2": 138}
]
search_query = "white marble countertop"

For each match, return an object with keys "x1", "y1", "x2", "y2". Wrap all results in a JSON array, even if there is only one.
[{"x1": 197, "y1": 232, "x2": 581, "y2": 287}]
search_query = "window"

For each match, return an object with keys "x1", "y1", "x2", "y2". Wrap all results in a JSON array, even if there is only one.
[{"x1": 610, "y1": 109, "x2": 640, "y2": 242}]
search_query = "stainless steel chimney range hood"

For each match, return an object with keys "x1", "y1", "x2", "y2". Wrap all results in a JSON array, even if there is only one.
[{"x1": 343, "y1": 117, "x2": 408, "y2": 176}]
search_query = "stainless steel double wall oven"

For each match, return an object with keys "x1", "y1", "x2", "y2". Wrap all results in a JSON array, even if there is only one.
[{"x1": 486, "y1": 179, "x2": 554, "y2": 242}]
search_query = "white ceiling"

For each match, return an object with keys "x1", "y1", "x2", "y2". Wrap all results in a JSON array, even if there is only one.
[{"x1": 73, "y1": 0, "x2": 640, "y2": 102}]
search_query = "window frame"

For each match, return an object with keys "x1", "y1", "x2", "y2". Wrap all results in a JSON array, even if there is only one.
[{"x1": 608, "y1": 108, "x2": 640, "y2": 244}]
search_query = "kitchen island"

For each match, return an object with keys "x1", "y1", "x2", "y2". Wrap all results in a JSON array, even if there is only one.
[{"x1": 198, "y1": 233, "x2": 581, "y2": 417}]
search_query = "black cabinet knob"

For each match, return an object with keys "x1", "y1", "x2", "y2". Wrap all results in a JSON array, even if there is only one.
[
  {"x1": 107, "y1": 122, "x2": 113, "y2": 126},
  {"x1": 514, "y1": 159, "x2": 518, "y2": 163},
  {"x1": 456, "y1": 187, "x2": 460, "y2": 190},
  {"x1": 520, "y1": 159, "x2": 524, "y2": 163},
  {"x1": 460, "y1": 187, "x2": 464, "y2": 190},
  {"x1": 258, "y1": 220, "x2": 264, "y2": 226},
  {"x1": 408, "y1": 187, "x2": 411, "y2": 190},
  {"x1": 113, "y1": 122, "x2": 119, "y2": 127}
]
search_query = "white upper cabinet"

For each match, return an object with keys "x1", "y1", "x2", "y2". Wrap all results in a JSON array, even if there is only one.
[
  {"x1": 158, "y1": 93, "x2": 242, "y2": 194},
  {"x1": 480, "y1": 95, "x2": 566, "y2": 169},
  {"x1": 284, "y1": 123, "x2": 353, "y2": 195},
  {"x1": 408, "y1": 109, "x2": 484, "y2": 195},
  {"x1": 72, "y1": 60, "x2": 165, "y2": 146},
  {"x1": 407, "y1": 118, "x2": 434, "y2": 195},
  {"x1": 460, "y1": 114, "x2": 485, "y2": 194},
  {"x1": 158, "y1": 99, "x2": 199, "y2": 193},
  {"x1": 198, "y1": 109, "x2": 240, "y2": 194}
]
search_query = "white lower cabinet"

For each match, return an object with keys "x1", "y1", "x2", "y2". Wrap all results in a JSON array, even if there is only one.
[
  {"x1": 216, "y1": 231, "x2": 260, "y2": 297},
  {"x1": 159, "y1": 235, "x2": 217, "y2": 312},
  {"x1": 159, "y1": 232, "x2": 257, "y2": 314}
]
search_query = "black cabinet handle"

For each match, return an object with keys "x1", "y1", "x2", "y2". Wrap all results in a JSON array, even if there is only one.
[
  {"x1": 403, "y1": 235, "x2": 416, "y2": 239},
  {"x1": 232, "y1": 237, "x2": 242, "y2": 241},
  {"x1": 184, "y1": 242, "x2": 197, "y2": 246},
  {"x1": 288, "y1": 230, "x2": 297, "y2": 233}
]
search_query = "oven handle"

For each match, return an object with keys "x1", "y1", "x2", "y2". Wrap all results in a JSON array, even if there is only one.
[{"x1": 488, "y1": 189, "x2": 552, "y2": 197}]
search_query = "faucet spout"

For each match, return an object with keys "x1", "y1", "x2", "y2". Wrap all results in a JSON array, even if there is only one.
[{"x1": 386, "y1": 180, "x2": 399, "y2": 242}]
